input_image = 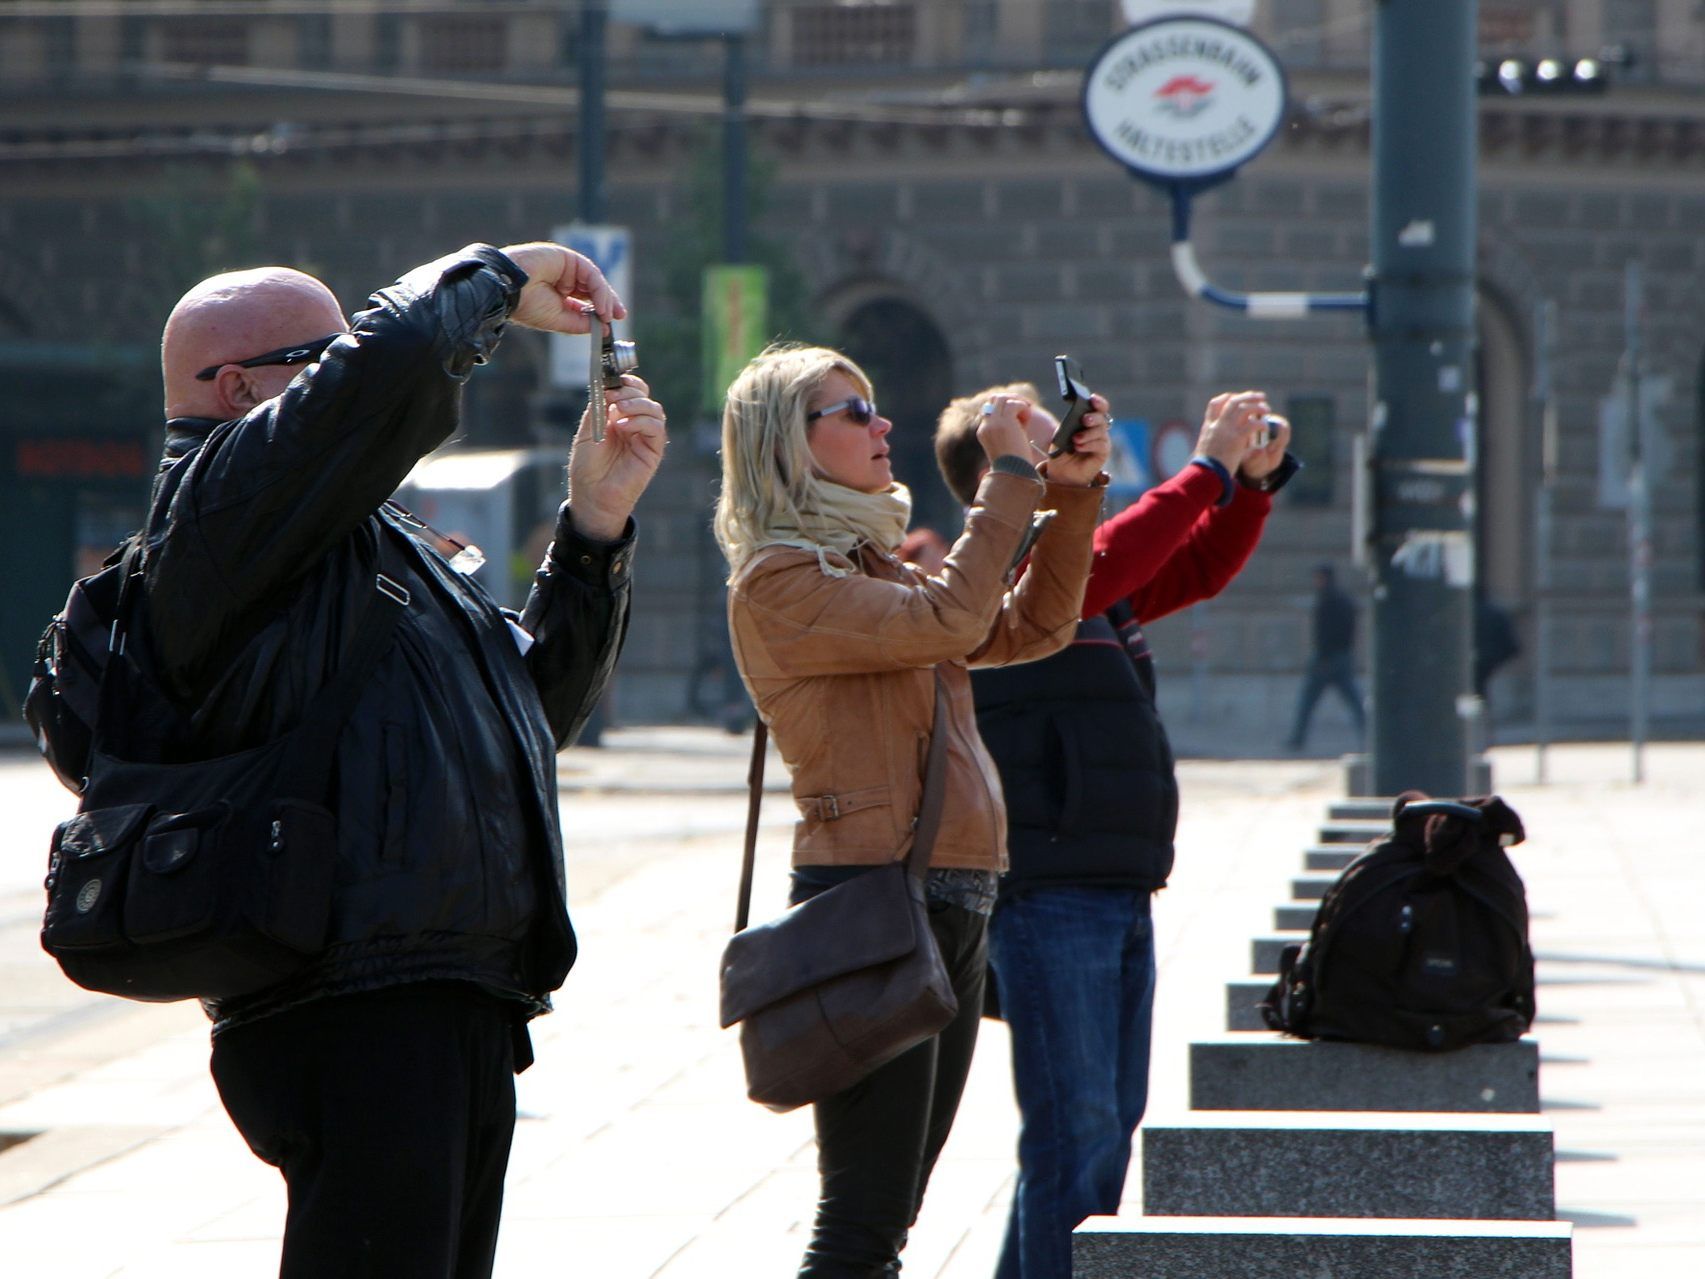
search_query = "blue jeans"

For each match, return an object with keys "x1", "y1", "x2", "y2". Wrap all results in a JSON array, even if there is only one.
[{"x1": 988, "y1": 887, "x2": 1156, "y2": 1279}]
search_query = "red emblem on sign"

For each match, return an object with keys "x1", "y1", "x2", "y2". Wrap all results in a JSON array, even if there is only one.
[{"x1": 1155, "y1": 74, "x2": 1216, "y2": 118}]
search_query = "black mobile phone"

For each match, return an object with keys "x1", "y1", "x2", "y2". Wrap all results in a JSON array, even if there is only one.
[{"x1": 1050, "y1": 355, "x2": 1091, "y2": 456}]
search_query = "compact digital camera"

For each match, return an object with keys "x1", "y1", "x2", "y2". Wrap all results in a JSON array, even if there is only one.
[
  {"x1": 585, "y1": 305, "x2": 639, "y2": 441},
  {"x1": 1050, "y1": 354, "x2": 1092, "y2": 457}
]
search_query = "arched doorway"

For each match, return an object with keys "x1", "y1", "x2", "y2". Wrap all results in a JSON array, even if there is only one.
[{"x1": 837, "y1": 296, "x2": 958, "y2": 538}]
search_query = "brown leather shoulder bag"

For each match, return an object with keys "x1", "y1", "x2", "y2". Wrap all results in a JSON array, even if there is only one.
[{"x1": 718, "y1": 672, "x2": 958, "y2": 1112}]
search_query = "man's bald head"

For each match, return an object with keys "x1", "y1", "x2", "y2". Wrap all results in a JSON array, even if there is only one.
[{"x1": 162, "y1": 267, "x2": 346, "y2": 420}]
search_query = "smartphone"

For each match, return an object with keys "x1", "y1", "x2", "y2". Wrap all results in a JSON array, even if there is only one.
[{"x1": 1050, "y1": 355, "x2": 1092, "y2": 456}]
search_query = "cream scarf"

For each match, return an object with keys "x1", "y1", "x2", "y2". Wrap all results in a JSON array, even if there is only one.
[{"x1": 761, "y1": 481, "x2": 913, "y2": 575}]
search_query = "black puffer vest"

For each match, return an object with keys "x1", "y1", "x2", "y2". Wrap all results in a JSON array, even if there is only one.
[{"x1": 970, "y1": 605, "x2": 1177, "y2": 893}]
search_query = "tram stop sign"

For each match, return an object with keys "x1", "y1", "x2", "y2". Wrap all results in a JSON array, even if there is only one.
[{"x1": 1082, "y1": 15, "x2": 1287, "y2": 193}]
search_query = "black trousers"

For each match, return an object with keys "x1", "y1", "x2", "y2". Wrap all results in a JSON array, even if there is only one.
[
  {"x1": 210, "y1": 982, "x2": 520, "y2": 1279},
  {"x1": 790, "y1": 890, "x2": 989, "y2": 1278}
]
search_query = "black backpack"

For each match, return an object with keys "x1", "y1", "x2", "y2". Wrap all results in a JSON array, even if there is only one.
[
  {"x1": 24, "y1": 537, "x2": 167, "y2": 794},
  {"x1": 1260, "y1": 793, "x2": 1535, "y2": 1051},
  {"x1": 25, "y1": 534, "x2": 408, "y2": 1002}
]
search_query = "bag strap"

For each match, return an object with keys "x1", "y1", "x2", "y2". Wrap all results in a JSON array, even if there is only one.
[
  {"x1": 733, "y1": 668, "x2": 951, "y2": 934},
  {"x1": 733, "y1": 719, "x2": 768, "y2": 933}
]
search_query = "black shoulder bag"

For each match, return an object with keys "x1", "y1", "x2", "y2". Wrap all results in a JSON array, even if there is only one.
[
  {"x1": 41, "y1": 542, "x2": 410, "y2": 1003},
  {"x1": 718, "y1": 672, "x2": 959, "y2": 1113}
]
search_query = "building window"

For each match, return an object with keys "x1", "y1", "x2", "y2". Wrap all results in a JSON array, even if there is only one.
[
  {"x1": 1283, "y1": 395, "x2": 1335, "y2": 507},
  {"x1": 298, "y1": 15, "x2": 332, "y2": 70},
  {"x1": 44, "y1": 16, "x2": 75, "y2": 72},
  {"x1": 1043, "y1": 0, "x2": 1118, "y2": 61},
  {"x1": 419, "y1": 16, "x2": 508, "y2": 75},
  {"x1": 792, "y1": 2, "x2": 917, "y2": 68},
  {"x1": 1478, "y1": 5, "x2": 1539, "y2": 47},
  {"x1": 160, "y1": 20, "x2": 249, "y2": 67}
]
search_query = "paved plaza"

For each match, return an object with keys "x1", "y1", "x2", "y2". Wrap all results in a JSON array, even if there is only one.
[{"x1": 0, "y1": 734, "x2": 1700, "y2": 1277}]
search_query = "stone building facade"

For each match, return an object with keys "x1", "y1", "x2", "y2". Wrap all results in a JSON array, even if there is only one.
[{"x1": 1, "y1": 0, "x2": 1701, "y2": 749}]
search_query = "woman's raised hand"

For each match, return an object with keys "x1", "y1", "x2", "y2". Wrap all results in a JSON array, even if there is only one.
[{"x1": 975, "y1": 395, "x2": 1032, "y2": 465}]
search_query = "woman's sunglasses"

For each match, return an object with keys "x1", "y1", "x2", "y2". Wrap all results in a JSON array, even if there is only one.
[{"x1": 806, "y1": 396, "x2": 878, "y2": 426}]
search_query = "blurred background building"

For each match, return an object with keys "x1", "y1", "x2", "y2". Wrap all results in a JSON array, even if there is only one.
[{"x1": 2, "y1": 0, "x2": 1701, "y2": 751}]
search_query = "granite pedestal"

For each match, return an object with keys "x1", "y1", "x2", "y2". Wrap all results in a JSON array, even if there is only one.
[
  {"x1": 1188, "y1": 1037, "x2": 1541, "y2": 1112},
  {"x1": 1142, "y1": 1111, "x2": 1555, "y2": 1220},
  {"x1": 1072, "y1": 1216, "x2": 1573, "y2": 1278}
]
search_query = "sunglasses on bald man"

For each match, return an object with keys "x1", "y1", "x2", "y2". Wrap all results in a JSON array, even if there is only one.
[{"x1": 195, "y1": 333, "x2": 342, "y2": 382}]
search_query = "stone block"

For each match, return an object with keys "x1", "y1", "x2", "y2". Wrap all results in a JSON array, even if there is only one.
[
  {"x1": 1227, "y1": 980, "x2": 1271, "y2": 1031},
  {"x1": 1291, "y1": 873, "x2": 1338, "y2": 901},
  {"x1": 1274, "y1": 904, "x2": 1316, "y2": 931},
  {"x1": 1305, "y1": 846, "x2": 1356, "y2": 872},
  {"x1": 1252, "y1": 934, "x2": 1307, "y2": 975},
  {"x1": 1188, "y1": 1037, "x2": 1541, "y2": 1113},
  {"x1": 1329, "y1": 799, "x2": 1393, "y2": 821},
  {"x1": 1073, "y1": 1216, "x2": 1573, "y2": 1279},
  {"x1": 1142, "y1": 1112, "x2": 1555, "y2": 1220},
  {"x1": 1317, "y1": 819, "x2": 1387, "y2": 845}
]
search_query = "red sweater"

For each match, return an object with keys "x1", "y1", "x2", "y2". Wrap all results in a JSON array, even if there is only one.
[{"x1": 1081, "y1": 463, "x2": 1272, "y2": 622}]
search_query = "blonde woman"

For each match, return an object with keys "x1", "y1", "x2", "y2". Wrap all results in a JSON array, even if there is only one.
[{"x1": 716, "y1": 344, "x2": 1110, "y2": 1278}]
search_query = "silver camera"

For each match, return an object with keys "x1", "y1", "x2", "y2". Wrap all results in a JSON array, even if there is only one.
[{"x1": 585, "y1": 305, "x2": 638, "y2": 441}]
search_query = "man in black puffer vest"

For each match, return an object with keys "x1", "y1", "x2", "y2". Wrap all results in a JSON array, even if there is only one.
[
  {"x1": 146, "y1": 241, "x2": 665, "y2": 1278},
  {"x1": 936, "y1": 383, "x2": 1298, "y2": 1279}
]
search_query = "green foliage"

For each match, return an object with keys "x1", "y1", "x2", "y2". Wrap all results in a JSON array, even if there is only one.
[{"x1": 634, "y1": 130, "x2": 822, "y2": 428}]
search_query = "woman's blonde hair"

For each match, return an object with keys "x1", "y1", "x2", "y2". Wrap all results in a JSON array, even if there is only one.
[{"x1": 713, "y1": 343, "x2": 878, "y2": 572}]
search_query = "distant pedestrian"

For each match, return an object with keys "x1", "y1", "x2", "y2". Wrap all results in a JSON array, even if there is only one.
[
  {"x1": 1475, "y1": 596, "x2": 1522, "y2": 707},
  {"x1": 1285, "y1": 563, "x2": 1366, "y2": 751},
  {"x1": 716, "y1": 344, "x2": 1108, "y2": 1278}
]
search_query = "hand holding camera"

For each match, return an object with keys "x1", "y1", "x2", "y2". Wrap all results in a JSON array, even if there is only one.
[
  {"x1": 500, "y1": 241, "x2": 626, "y2": 334},
  {"x1": 1196, "y1": 390, "x2": 1274, "y2": 467},
  {"x1": 568, "y1": 371, "x2": 667, "y2": 543},
  {"x1": 1042, "y1": 354, "x2": 1112, "y2": 487}
]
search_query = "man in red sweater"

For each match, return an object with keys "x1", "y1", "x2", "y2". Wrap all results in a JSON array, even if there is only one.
[{"x1": 934, "y1": 383, "x2": 1297, "y2": 1279}]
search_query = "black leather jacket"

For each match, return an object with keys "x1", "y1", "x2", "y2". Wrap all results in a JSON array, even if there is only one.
[{"x1": 141, "y1": 245, "x2": 631, "y2": 1032}]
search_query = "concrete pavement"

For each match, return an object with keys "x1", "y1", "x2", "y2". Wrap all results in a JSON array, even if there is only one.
[{"x1": 0, "y1": 734, "x2": 1700, "y2": 1277}]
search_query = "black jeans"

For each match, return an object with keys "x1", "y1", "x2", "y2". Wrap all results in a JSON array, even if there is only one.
[
  {"x1": 210, "y1": 982, "x2": 521, "y2": 1279},
  {"x1": 790, "y1": 871, "x2": 989, "y2": 1278}
]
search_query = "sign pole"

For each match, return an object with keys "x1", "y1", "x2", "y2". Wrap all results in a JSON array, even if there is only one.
[
  {"x1": 1365, "y1": 0, "x2": 1479, "y2": 797},
  {"x1": 578, "y1": 1, "x2": 607, "y2": 225}
]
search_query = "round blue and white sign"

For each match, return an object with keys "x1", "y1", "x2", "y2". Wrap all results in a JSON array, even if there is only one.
[{"x1": 1082, "y1": 16, "x2": 1288, "y2": 188}]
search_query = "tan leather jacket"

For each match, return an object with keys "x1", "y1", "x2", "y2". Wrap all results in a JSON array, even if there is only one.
[{"x1": 728, "y1": 469, "x2": 1101, "y2": 872}]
